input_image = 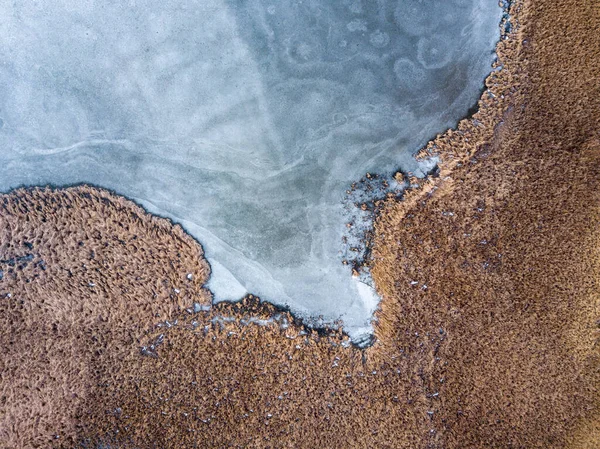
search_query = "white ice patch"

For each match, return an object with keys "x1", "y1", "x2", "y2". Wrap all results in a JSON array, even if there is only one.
[
  {"x1": 206, "y1": 259, "x2": 248, "y2": 301},
  {"x1": 0, "y1": 0, "x2": 502, "y2": 344}
]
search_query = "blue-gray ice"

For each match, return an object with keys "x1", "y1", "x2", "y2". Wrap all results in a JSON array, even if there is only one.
[{"x1": 0, "y1": 0, "x2": 502, "y2": 344}]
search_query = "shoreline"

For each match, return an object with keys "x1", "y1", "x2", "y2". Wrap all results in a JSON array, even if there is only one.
[{"x1": 0, "y1": 0, "x2": 512, "y2": 346}]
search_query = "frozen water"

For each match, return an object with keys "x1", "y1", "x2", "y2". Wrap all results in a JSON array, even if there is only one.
[{"x1": 0, "y1": 0, "x2": 502, "y2": 343}]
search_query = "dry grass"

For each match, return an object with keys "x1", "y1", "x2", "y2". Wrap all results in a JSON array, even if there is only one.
[{"x1": 0, "y1": 186, "x2": 211, "y2": 448}]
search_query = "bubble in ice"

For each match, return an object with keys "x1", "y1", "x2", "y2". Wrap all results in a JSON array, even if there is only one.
[
  {"x1": 369, "y1": 30, "x2": 390, "y2": 48},
  {"x1": 417, "y1": 35, "x2": 454, "y2": 69},
  {"x1": 394, "y1": 58, "x2": 427, "y2": 89}
]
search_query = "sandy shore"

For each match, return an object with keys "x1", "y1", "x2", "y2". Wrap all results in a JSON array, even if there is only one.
[{"x1": 0, "y1": 0, "x2": 598, "y2": 447}]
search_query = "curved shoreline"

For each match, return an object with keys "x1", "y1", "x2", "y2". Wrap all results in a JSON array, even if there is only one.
[
  {"x1": 0, "y1": 0, "x2": 512, "y2": 347},
  {"x1": 0, "y1": 0, "x2": 506, "y2": 340}
]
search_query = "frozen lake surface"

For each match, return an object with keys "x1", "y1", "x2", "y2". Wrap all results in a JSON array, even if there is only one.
[{"x1": 0, "y1": 0, "x2": 502, "y2": 344}]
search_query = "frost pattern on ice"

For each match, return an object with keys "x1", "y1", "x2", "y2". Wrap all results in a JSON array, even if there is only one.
[{"x1": 0, "y1": 0, "x2": 502, "y2": 343}]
